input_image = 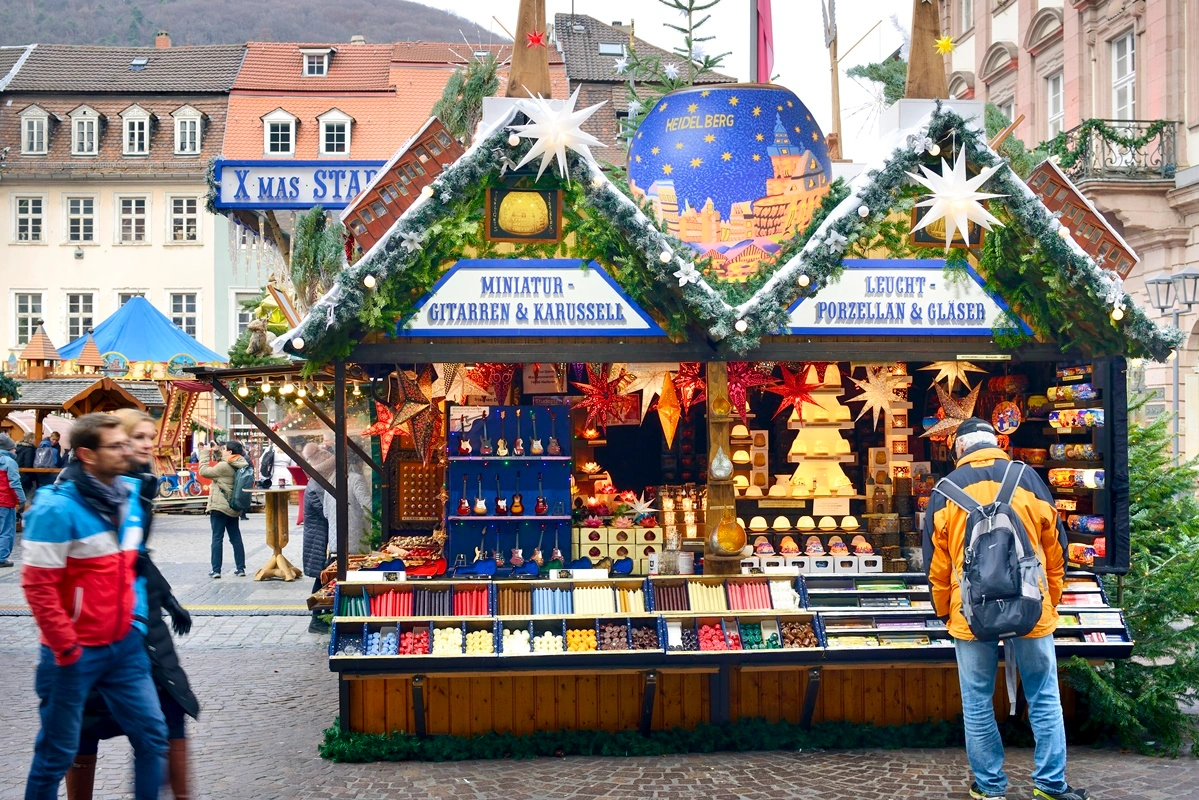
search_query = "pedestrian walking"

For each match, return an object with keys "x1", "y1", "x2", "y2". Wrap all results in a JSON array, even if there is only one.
[
  {"x1": 923, "y1": 418, "x2": 1090, "y2": 800},
  {"x1": 199, "y1": 441, "x2": 249, "y2": 579},
  {"x1": 33, "y1": 431, "x2": 65, "y2": 489},
  {"x1": 15, "y1": 434, "x2": 37, "y2": 502},
  {"x1": 301, "y1": 444, "x2": 335, "y2": 633},
  {"x1": 21, "y1": 413, "x2": 167, "y2": 800},
  {"x1": 0, "y1": 434, "x2": 27, "y2": 567},
  {"x1": 65, "y1": 409, "x2": 199, "y2": 800}
]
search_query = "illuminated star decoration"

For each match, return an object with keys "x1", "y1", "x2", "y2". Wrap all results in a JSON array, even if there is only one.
[
  {"x1": 572, "y1": 364, "x2": 637, "y2": 434},
  {"x1": 919, "y1": 361, "x2": 987, "y2": 393},
  {"x1": 432, "y1": 362, "x2": 471, "y2": 404},
  {"x1": 803, "y1": 361, "x2": 835, "y2": 384},
  {"x1": 655, "y1": 372, "x2": 682, "y2": 448},
  {"x1": 510, "y1": 86, "x2": 607, "y2": 181},
  {"x1": 629, "y1": 493, "x2": 658, "y2": 520},
  {"x1": 407, "y1": 366, "x2": 441, "y2": 465},
  {"x1": 846, "y1": 367, "x2": 905, "y2": 429},
  {"x1": 934, "y1": 35, "x2": 956, "y2": 55},
  {"x1": 613, "y1": 55, "x2": 629, "y2": 74},
  {"x1": 908, "y1": 152, "x2": 1006, "y2": 250},
  {"x1": 389, "y1": 368, "x2": 430, "y2": 431},
  {"x1": 727, "y1": 361, "x2": 780, "y2": 426},
  {"x1": 663, "y1": 62, "x2": 680, "y2": 80},
  {"x1": 764, "y1": 364, "x2": 821, "y2": 420},
  {"x1": 361, "y1": 402, "x2": 405, "y2": 462},
  {"x1": 922, "y1": 382, "x2": 982, "y2": 439},
  {"x1": 525, "y1": 28, "x2": 548, "y2": 48},
  {"x1": 672, "y1": 362, "x2": 707, "y2": 415},
  {"x1": 617, "y1": 363, "x2": 677, "y2": 421}
]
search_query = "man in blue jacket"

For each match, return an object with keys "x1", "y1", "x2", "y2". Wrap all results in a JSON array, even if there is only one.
[{"x1": 21, "y1": 413, "x2": 167, "y2": 800}]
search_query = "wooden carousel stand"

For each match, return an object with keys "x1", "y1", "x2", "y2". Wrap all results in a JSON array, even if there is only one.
[{"x1": 252, "y1": 486, "x2": 304, "y2": 581}]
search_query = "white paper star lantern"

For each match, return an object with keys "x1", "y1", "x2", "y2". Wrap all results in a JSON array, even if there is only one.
[
  {"x1": 510, "y1": 87, "x2": 607, "y2": 181},
  {"x1": 908, "y1": 152, "x2": 1006, "y2": 250},
  {"x1": 663, "y1": 63, "x2": 680, "y2": 80}
]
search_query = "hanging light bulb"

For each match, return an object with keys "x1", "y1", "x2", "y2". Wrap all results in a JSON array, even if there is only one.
[
  {"x1": 363, "y1": 274, "x2": 377, "y2": 289},
  {"x1": 659, "y1": 249, "x2": 672, "y2": 263},
  {"x1": 420, "y1": 185, "x2": 434, "y2": 199},
  {"x1": 798, "y1": 273, "x2": 811, "y2": 287},
  {"x1": 1111, "y1": 306, "x2": 1125, "y2": 321},
  {"x1": 292, "y1": 337, "x2": 305, "y2": 350},
  {"x1": 734, "y1": 318, "x2": 748, "y2": 333},
  {"x1": 352, "y1": 382, "x2": 362, "y2": 397},
  {"x1": 297, "y1": 384, "x2": 308, "y2": 398},
  {"x1": 508, "y1": 132, "x2": 521, "y2": 147},
  {"x1": 316, "y1": 385, "x2": 327, "y2": 398},
  {"x1": 928, "y1": 143, "x2": 941, "y2": 157},
  {"x1": 260, "y1": 377, "x2": 272, "y2": 393},
  {"x1": 280, "y1": 382, "x2": 295, "y2": 395},
  {"x1": 237, "y1": 382, "x2": 249, "y2": 398}
]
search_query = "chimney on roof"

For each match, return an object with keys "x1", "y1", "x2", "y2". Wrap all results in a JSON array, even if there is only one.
[
  {"x1": 350, "y1": 35, "x2": 366, "y2": 44},
  {"x1": 155, "y1": 30, "x2": 171, "y2": 49}
]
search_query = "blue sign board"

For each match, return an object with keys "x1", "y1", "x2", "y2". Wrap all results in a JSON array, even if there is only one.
[{"x1": 212, "y1": 159, "x2": 386, "y2": 210}]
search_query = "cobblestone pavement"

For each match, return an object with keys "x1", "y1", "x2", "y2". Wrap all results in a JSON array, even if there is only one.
[{"x1": 1, "y1": 516, "x2": 1195, "y2": 799}]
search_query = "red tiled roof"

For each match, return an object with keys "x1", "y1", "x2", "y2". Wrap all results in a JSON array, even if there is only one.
[
  {"x1": 234, "y1": 42, "x2": 394, "y2": 92},
  {"x1": 390, "y1": 41, "x2": 563, "y2": 65},
  {"x1": 222, "y1": 95, "x2": 412, "y2": 159}
]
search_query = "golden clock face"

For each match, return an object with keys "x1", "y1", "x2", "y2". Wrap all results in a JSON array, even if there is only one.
[{"x1": 497, "y1": 191, "x2": 550, "y2": 236}]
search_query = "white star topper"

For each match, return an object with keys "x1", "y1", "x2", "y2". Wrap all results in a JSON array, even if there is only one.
[
  {"x1": 908, "y1": 153, "x2": 1006, "y2": 250},
  {"x1": 510, "y1": 87, "x2": 607, "y2": 181}
]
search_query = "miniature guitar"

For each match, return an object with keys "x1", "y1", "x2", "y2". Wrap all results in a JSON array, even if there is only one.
[
  {"x1": 496, "y1": 410, "x2": 509, "y2": 457},
  {"x1": 510, "y1": 525, "x2": 524, "y2": 568},
  {"x1": 513, "y1": 409, "x2": 525, "y2": 456},
  {"x1": 473, "y1": 474, "x2": 487, "y2": 515},
  {"x1": 457, "y1": 415, "x2": 472, "y2": 455},
  {"x1": 550, "y1": 523, "x2": 564, "y2": 562},
  {"x1": 529, "y1": 410, "x2": 544, "y2": 455},
  {"x1": 534, "y1": 472, "x2": 548, "y2": 515},
  {"x1": 479, "y1": 410, "x2": 492, "y2": 456},
  {"x1": 493, "y1": 525, "x2": 504, "y2": 566},
  {"x1": 510, "y1": 471, "x2": 525, "y2": 515},
  {"x1": 494, "y1": 474, "x2": 508, "y2": 516},
  {"x1": 531, "y1": 524, "x2": 546, "y2": 567},
  {"x1": 457, "y1": 475, "x2": 471, "y2": 515},
  {"x1": 473, "y1": 524, "x2": 487, "y2": 562},
  {"x1": 547, "y1": 411, "x2": 561, "y2": 456}
]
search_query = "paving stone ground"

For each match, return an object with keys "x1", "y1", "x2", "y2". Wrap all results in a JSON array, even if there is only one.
[{"x1": 1, "y1": 516, "x2": 1195, "y2": 799}]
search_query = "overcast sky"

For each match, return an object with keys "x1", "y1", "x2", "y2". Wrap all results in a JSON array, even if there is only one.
[{"x1": 415, "y1": 0, "x2": 909, "y2": 161}]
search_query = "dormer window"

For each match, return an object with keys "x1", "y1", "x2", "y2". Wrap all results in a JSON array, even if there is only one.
[
  {"x1": 121, "y1": 104, "x2": 152, "y2": 156},
  {"x1": 70, "y1": 105, "x2": 101, "y2": 156},
  {"x1": 317, "y1": 108, "x2": 353, "y2": 156},
  {"x1": 172, "y1": 105, "x2": 203, "y2": 155},
  {"x1": 261, "y1": 108, "x2": 297, "y2": 156},
  {"x1": 301, "y1": 48, "x2": 333, "y2": 76},
  {"x1": 19, "y1": 106, "x2": 49, "y2": 155},
  {"x1": 598, "y1": 42, "x2": 625, "y2": 56}
]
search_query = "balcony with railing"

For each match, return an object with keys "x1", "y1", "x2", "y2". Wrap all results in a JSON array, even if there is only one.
[{"x1": 1056, "y1": 119, "x2": 1178, "y2": 182}]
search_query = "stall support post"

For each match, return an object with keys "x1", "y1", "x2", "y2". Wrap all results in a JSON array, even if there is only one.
[
  {"x1": 708, "y1": 665, "x2": 731, "y2": 725},
  {"x1": 338, "y1": 677, "x2": 350, "y2": 732},
  {"x1": 411, "y1": 675, "x2": 427, "y2": 738},
  {"x1": 639, "y1": 671, "x2": 658, "y2": 735},
  {"x1": 800, "y1": 668, "x2": 822, "y2": 730},
  {"x1": 334, "y1": 361, "x2": 349, "y2": 582},
  {"x1": 704, "y1": 362, "x2": 740, "y2": 574}
]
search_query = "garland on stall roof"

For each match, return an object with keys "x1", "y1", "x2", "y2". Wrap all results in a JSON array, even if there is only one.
[{"x1": 1045, "y1": 119, "x2": 1175, "y2": 173}]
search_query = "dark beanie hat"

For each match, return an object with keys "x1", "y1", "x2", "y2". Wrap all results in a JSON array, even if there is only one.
[{"x1": 954, "y1": 417, "x2": 996, "y2": 439}]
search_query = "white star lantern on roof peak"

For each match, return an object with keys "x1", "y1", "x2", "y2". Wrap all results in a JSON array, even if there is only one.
[
  {"x1": 510, "y1": 87, "x2": 607, "y2": 181},
  {"x1": 613, "y1": 55, "x2": 630, "y2": 74},
  {"x1": 907, "y1": 152, "x2": 1006, "y2": 250},
  {"x1": 663, "y1": 62, "x2": 680, "y2": 80}
]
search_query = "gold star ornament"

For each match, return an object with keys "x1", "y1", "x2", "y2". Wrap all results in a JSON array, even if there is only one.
[
  {"x1": 919, "y1": 361, "x2": 987, "y2": 393},
  {"x1": 934, "y1": 35, "x2": 956, "y2": 55},
  {"x1": 846, "y1": 368, "x2": 906, "y2": 430},
  {"x1": 921, "y1": 382, "x2": 982, "y2": 439}
]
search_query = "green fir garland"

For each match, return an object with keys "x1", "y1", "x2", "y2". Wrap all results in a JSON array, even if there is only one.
[
  {"x1": 1045, "y1": 119, "x2": 1176, "y2": 175},
  {"x1": 0, "y1": 374, "x2": 20, "y2": 403}
]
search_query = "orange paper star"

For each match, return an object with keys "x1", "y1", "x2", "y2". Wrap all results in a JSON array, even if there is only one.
[{"x1": 361, "y1": 402, "x2": 405, "y2": 462}]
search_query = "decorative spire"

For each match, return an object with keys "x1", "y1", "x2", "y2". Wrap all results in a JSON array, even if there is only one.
[
  {"x1": 19, "y1": 325, "x2": 62, "y2": 363},
  {"x1": 506, "y1": 0, "x2": 552, "y2": 99},
  {"x1": 905, "y1": 0, "x2": 949, "y2": 99},
  {"x1": 76, "y1": 333, "x2": 106, "y2": 371}
]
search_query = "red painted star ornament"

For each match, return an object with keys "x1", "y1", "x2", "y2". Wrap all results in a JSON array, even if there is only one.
[
  {"x1": 572, "y1": 364, "x2": 637, "y2": 435},
  {"x1": 525, "y1": 28, "x2": 548, "y2": 48},
  {"x1": 764, "y1": 364, "x2": 822, "y2": 420},
  {"x1": 673, "y1": 362, "x2": 707, "y2": 416},
  {"x1": 361, "y1": 402, "x2": 406, "y2": 462},
  {"x1": 726, "y1": 361, "x2": 779, "y2": 426}
]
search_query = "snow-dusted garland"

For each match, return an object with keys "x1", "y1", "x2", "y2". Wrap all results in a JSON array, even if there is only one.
[{"x1": 274, "y1": 102, "x2": 1180, "y2": 364}]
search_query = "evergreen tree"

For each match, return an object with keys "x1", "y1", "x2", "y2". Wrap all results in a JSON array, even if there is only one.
[
  {"x1": 1064, "y1": 403, "x2": 1199, "y2": 756},
  {"x1": 290, "y1": 206, "x2": 347, "y2": 312},
  {"x1": 432, "y1": 52, "x2": 501, "y2": 143}
]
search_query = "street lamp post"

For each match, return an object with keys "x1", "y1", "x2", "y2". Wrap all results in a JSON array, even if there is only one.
[{"x1": 1144, "y1": 268, "x2": 1199, "y2": 461}]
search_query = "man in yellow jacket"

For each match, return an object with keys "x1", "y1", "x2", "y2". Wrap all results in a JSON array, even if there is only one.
[{"x1": 922, "y1": 418, "x2": 1090, "y2": 800}]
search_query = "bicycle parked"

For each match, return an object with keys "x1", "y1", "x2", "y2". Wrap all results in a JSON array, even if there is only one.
[{"x1": 157, "y1": 469, "x2": 203, "y2": 498}]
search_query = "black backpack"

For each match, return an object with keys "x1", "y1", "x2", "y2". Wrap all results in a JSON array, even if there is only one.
[
  {"x1": 932, "y1": 461, "x2": 1046, "y2": 641},
  {"x1": 226, "y1": 464, "x2": 255, "y2": 513}
]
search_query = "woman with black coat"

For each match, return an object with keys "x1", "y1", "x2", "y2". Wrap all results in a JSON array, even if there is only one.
[
  {"x1": 301, "y1": 444, "x2": 335, "y2": 633},
  {"x1": 65, "y1": 410, "x2": 199, "y2": 800}
]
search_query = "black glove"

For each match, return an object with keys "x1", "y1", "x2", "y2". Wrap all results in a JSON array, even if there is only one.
[{"x1": 163, "y1": 595, "x2": 192, "y2": 636}]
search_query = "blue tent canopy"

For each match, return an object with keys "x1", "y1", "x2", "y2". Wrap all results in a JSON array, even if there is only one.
[{"x1": 57, "y1": 297, "x2": 225, "y2": 364}]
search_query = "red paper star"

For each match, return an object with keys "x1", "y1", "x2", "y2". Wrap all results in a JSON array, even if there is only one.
[
  {"x1": 361, "y1": 402, "x2": 405, "y2": 462},
  {"x1": 407, "y1": 366, "x2": 442, "y2": 465},
  {"x1": 726, "y1": 361, "x2": 779, "y2": 426},
  {"x1": 526, "y1": 28, "x2": 548, "y2": 48},
  {"x1": 764, "y1": 364, "x2": 823, "y2": 420},
  {"x1": 673, "y1": 362, "x2": 707, "y2": 415},
  {"x1": 465, "y1": 362, "x2": 519, "y2": 403},
  {"x1": 572, "y1": 364, "x2": 637, "y2": 434}
]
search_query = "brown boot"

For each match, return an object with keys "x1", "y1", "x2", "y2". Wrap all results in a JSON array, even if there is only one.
[
  {"x1": 167, "y1": 738, "x2": 191, "y2": 800},
  {"x1": 64, "y1": 753, "x2": 96, "y2": 800}
]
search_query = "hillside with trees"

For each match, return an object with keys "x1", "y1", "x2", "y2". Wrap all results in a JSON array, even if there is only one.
[{"x1": 0, "y1": 0, "x2": 503, "y2": 47}]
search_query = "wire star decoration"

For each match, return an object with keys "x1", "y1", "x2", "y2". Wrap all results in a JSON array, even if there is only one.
[
  {"x1": 908, "y1": 152, "x2": 1005, "y2": 250},
  {"x1": 510, "y1": 87, "x2": 607, "y2": 181},
  {"x1": 922, "y1": 382, "x2": 981, "y2": 439},
  {"x1": 846, "y1": 367, "x2": 906, "y2": 429},
  {"x1": 919, "y1": 361, "x2": 987, "y2": 393}
]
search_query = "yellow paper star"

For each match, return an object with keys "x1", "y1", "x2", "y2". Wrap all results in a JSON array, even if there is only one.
[
  {"x1": 688, "y1": 103, "x2": 698, "y2": 113},
  {"x1": 935, "y1": 35, "x2": 956, "y2": 55},
  {"x1": 662, "y1": 163, "x2": 673, "y2": 174},
  {"x1": 752, "y1": 153, "x2": 761, "y2": 161},
  {"x1": 721, "y1": 152, "x2": 732, "y2": 161},
  {"x1": 703, "y1": 133, "x2": 716, "y2": 143},
  {"x1": 650, "y1": 146, "x2": 660, "y2": 155},
  {"x1": 729, "y1": 96, "x2": 739, "y2": 106},
  {"x1": 690, "y1": 157, "x2": 703, "y2": 168},
  {"x1": 755, "y1": 132, "x2": 764, "y2": 142},
  {"x1": 752, "y1": 106, "x2": 762, "y2": 117},
  {"x1": 919, "y1": 361, "x2": 987, "y2": 393}
]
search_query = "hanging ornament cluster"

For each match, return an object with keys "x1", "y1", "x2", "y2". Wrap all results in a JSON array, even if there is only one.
[
  {"x1": 509, "y1": 87, "x2": 607, "y2": 181},
  {"x1": 673, "y1": 362, "x2": 707, "y2": 416},
  {"x1": 908, "y1": 152, "x2": 1005, "y2": 250},
  {"x1": 846, "y1": 366, "x2": 906, "y2": 429},
  {"x1": 407, "y1": 366, "x2": 441, "y2": 465},
  {"x1": 571, "y1": 364, "x2": 636, "y2": 434},
  {"x1": 919, "y1": 360, "x2": 986, "y2": 393},
  {"x1": 922, "y1": 382, "x2": 982, "y2": 439},
  {"x1": 726, "y1": 361, "x2": 779, "y2": 426},
  {"x1": 390, "y1": 367, "x2": 431, "y2": 430}
]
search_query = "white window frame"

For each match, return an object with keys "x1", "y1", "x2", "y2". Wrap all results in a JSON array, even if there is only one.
[
  {"x1": 114, "y1": 193, "x2": 151, "y2": 245},
  {"x1": 1046, "y1": 71, "x2": 1065, "y2": 138},
  {"x1": 318, "y1": 108, "x2": 353, "y2": 156},
  {"x1": 959, "y1": 0, "x2": 974, "y2": 35},
  {"x1": 168, "y1": 291, "x2": 200, "y2": 338},
  {"x1": 262, "y1": 108, "x2": 297, "y2": 156},
  {"x1": 172, "y1": 105, "x2": 203, "y2": 155},
  {"x1": 301, "y1": 48, "x2": 332, "y2": 76},
  {"x1": 166, "y1": 195, "x2": 201, "y2": 244},
  {"x1": 19, "y1": 106, "x2": 49, "y2": 155},
  {"x1": 597, "y1": 42, "x2": 625, "y2": 56},
  {"x1": 116, "y1": 290, "x2": 147, "y2": 307},
  {"x1": 12, "y1": 194, "x2": 47, "y2": 244},
  {"x1": 65, "y1": 291, "x2": 95, "y2": 342},
  {"x1": 1112, "y1": 31, "x2": 1136, "y2": 120},
  {"x1": 121, "y1": 104, "x2": 151, "y2": 156},
  {"x1": 13, "y1": 292, "x2": 44, "y2": 347},
  {"x1": 70, "y1": 105, "x2": 100, "y2": 156},
  {"x1": 63, "y1": 194, "x2": 97, "y2": 244},
  {"x1": 232, "y1": 290, "x2": 259, "y2": 342}
]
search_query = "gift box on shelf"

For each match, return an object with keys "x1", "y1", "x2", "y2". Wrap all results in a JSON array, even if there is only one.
[
  {"x1": 833, "y1": 555, "x2": 860, "y2": 574},
  {"x1": 809, "y1": 556, "x2": 835, "y2": 575},
  {"x1": 784, "y1": 555, "x2": 810, "y2": 573},
  {"x1": 757, "y1": 555, "x2": 785, "y2": 570},
  {"x1": 858, "y1": 555, "x2": 883, "y2": 573}
]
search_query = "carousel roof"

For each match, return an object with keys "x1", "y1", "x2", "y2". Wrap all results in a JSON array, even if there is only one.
[{"x1": 57, "y1": 296, "x2": 225, "y2": 365}]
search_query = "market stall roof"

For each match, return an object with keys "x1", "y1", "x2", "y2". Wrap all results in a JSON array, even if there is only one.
[
  {"x1": 2, "y1": 412, "x2": 73, "y2": 448},
  {"x1": 57, "y1": 297, "x2": 225, "y2": 365},
  {"x1": 9, "y1": 377, "x2": 164, "y2": 414}
]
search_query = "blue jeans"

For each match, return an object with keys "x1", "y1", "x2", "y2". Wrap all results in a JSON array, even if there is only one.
[
  {"x1": 26, "y1": 630, "x2": 167, "y2": 800},
  {"x1": 954, "y1": 634, "x2": 1068, "y2": 796},
  {"x1": 210, "y1": 511, "x2": 246, "y2": 573},
  {"x1": 0, "y1": 505, "x2": 15, "y2": 560}
]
